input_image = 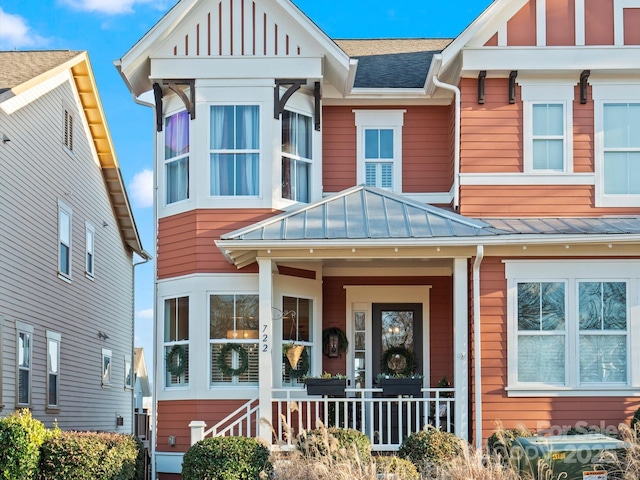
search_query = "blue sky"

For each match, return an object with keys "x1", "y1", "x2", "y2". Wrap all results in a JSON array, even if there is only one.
[{"x1": 0, "y1": 0, "x2": 493, "y2": 378}]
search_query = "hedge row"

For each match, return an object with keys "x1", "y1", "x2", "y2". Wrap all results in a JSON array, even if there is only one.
[{"x1": 0, "y1": 410, "x2": 144, "y2": 480}]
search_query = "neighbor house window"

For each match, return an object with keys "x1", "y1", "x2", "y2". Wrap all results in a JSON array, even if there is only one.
[
  {"x1": 282, "y1": 296, "x2": 313, "y2": 386},
  {"x1": 102, "y1": 348, "x2": 112, "y2": 386},
  {"x1": 210, "y1": 105, "x2": 260, "y2": 196},
  {"x1": 46, "y1": 331, "x2": 61, "y2": 408},
  {"x1": 282, "y1": 110, "x2": 312, "y2": 203},
  {"x1": 85, "y1": 222, "x2": 95, "y2": 277},
  {"x1": 63, "y1": 108, "x2": 74, "y2": 151},
  {"x1": 521, "y1": 83, "x2": 573, "y2": 173},
  {"x1": 355, "y1": 110, "x2": 404, "y2": 192},
  {"x1": 16, "y1": 322, "x2": 33, "y2": 406},
  {"x1": 210, "y1": 295, "x2": 259, "y2": 385},
  {"x1": 58, "y1": 200, "x2": 72, "y2": 279},
  {"x1": 164, "y1": 296, "x2": 189, "y2": 387},
  {"x1": 165, "y1": 110, "x2": 190, "y2": 205},
  {"x1": 124, "y1": 354, "x2": 133, "y2": 389},
  {"x1": 506, "y1": 261, "x2": 635, "y2": 395}
]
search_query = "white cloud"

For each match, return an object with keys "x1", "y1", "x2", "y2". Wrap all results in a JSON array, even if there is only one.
[
  {"x1": 136, "y1": 308, "x2": 154, "y2": 320},
  {"x1": 0, "y1": 8, "x2": 47, "y2": 49},
  {"x1": 129, "y1": 169, "x2": 154, "y2": 208},
  {"x1": 60, "y1": 0, "x2": 169, "y2": 15}
]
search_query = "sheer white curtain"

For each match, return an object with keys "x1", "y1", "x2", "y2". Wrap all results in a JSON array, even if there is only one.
[{"x1": 165, "y1": 111, "x2": 189, "y2": 204}]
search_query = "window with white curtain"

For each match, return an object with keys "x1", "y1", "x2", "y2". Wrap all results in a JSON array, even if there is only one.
[
  {"x1": 17, "y1": 322, "x2": 33, "y2": 406},
  {"x1": 602, "y1": 103, "x2": 640, "y2": 195},
  {"x1": 210, "y1": 105, "x2": 260, "y2": 196},
  {"x1": 164, "y1": 110, "x2": 190, "y2": 205},
  {"x1": 47, "y1": 331, "x2": 61, "y2": 408},
  {"x1": 282, "y1": 110, "x2": 312, "y2": 203},
  {"x1": 506, "y1": 261, "x2": 637, "y2": 396}
]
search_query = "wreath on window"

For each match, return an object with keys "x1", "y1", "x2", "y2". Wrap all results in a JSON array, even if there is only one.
[
  {"x1": 381, "y1": 346, "x2": 416, "y2": 377},
  {"x1": 165, "y1": 345, "x2": 187, "y2": 376},
  {"x1": 284, "y1": 347, "x2": 310, "y2": 379},
  {"x1": 217, "y1": 343, "x2": 250, "y2": 377}
]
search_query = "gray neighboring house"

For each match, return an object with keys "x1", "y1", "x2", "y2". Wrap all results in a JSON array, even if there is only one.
[{"x1": 0, "y1": 50, "x2": 148, "y2": 433}]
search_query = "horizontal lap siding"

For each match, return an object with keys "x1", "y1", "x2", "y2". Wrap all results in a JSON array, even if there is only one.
[
  {"x1": 322, "y1": 106, "x2": 356, "y2": 192},
  {"x1": 322, "y1": 276, "x2": 454, "y2": 387},
  {"x1": 157, "y1": 209, "x2": 275, "y2": 278},
  {"x1": 478, "y1": 258, "x2": 637, "y2": 441},
  {"x1": 574, "y1": 84, "x2": 594, "y2": 172}
]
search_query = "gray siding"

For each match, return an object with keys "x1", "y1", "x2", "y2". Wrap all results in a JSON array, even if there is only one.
[{"x1": 0, "y1": 74, "x2": 135, "y2": 432}]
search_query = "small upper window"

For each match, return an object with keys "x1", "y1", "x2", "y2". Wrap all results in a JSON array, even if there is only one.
[
  {"x1": 102, "y1": 348, "x2": 112, "y2": 387},
  {"x1": 64, "y1": 109, "x2": 74, "y2": 151},
  {"x1": 282, "y1": 110, "x2": 312, "y2": 203},
  {"x1": 365, "y1": 129, "x2": 394, "y2": 189},
  {"x1": 58, "y1": 201, "x2": 72, "y2": 279},
  {"x1": 531, "y1": 104, "x2": 565, "y2": 171},
  {"x1": 85, "y1": 223, "x2": 95, "y2": 277},
  {"x1": 165, "y1": 111, "x2": 190, "y2": 205},
  {"x1": 210, "y1": 105, "x2": 260, "y2": 197}
]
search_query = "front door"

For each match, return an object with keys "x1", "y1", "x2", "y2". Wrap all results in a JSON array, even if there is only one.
[{"x1": 372, "y1": 303, "x2": 423, "y2": 381}]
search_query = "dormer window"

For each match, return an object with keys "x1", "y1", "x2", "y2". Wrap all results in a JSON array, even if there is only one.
[
  {"x1": 210, "y1": 105, "x2": 260, "y2": 197},
  {"x1": 282, "y1": 110, "x2": 312, "y2": 203}
]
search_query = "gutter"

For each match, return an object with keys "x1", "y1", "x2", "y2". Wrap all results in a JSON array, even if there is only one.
[
  {"x1": 432, "y1": 76, "x2": 461, "y2": 211},
  {"x1": 473, "y1": 245, "x2": 484, "y2": 450}
]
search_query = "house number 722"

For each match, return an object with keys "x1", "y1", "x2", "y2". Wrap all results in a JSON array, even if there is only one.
[{"x1": 262, "y1": 324, "x2": 268, "y2": 352}]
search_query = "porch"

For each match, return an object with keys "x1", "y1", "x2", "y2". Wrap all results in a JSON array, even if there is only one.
[{"x1": 190, "y1": 386, "x2": 455, "y2": 451}]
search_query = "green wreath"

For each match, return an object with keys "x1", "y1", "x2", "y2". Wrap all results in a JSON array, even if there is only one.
[
  {"x1": 284, "y1": 347, "x2": 310, "y2": 379},
  {"x1": 166, "y1": 345, "x2": 187, "y2": 376},
  {"x1": 217, "y1": 343, "x2": 250, "y2": 377},
  {"x1": 381, "y1": 346, "x2": 416, "y2": 377}
]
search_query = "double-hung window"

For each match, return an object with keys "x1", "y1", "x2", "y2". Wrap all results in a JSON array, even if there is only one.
[
  {"x1": 16, "y1": 322, "x2": 33, "y2": 406},
  {"x1": 210, "y1": 105, "x2": 260, "y2": 196},
  {"x1": 506, "y1": 261, "x2": 637, "y2": 396},
  {"x1": 47, "y1": 331, "x2": 61, "y2": 409},
  {"x1": 521, "y1": 83, "x2": 573, "y2": 173},
  {"x1": 282, "y1": 110, "x2": 312, "y2": 203},
  {"x1": 282, "y1": 296, "x2": 313, "y2": 387},
  {"x1": 209, "y1": 294, "x2": 259, "y2": 385},
  {"x1": 85, "y1": 223, "x2": 95, "y2": 277},
  {"x1": 164, "y1": 296, "x2": 189, "y2": 387},
  {"x1": 355, "y1": 110, "x2": 404, "y2": 192},
  {"x1": 102, "y1": 348, "x2": 112, "y2": 386},
  {"x1": 58, "y1": 201, "x2": 72, "y2": 279},
  {"x1": 164, "y1": 110, "x2": 190, "y2": 205}
]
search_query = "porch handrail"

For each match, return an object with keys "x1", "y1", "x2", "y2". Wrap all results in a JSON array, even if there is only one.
[{"x1": 197, "y1": 396, "x2": 259, "y2": 442}]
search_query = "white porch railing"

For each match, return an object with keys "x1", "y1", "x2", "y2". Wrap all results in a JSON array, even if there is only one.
[{"x1": 191, "y1": 388, "x2": 455, "y2": 452}]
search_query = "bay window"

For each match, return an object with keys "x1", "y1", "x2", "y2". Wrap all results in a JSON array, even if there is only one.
[
  {"x1": 210, "y1": 294, "x2": 259, "y2": 385},
  {"x1": 210, "y1": 105, "x2": 260, "y2": 196},
  {"x1": 164, "y1": 110, "x2": 190, "y2": 205},
  {"x1": 282, "y1": 110, "x2": 312, "y2": 203},
  {"x1": 164, "y1": 296, "x2": 189, "y2": 387}
]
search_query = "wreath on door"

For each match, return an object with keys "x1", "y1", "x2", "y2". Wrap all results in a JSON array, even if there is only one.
[
  {"x1": 381, "y1": 346, "x2": 416, "y2": 376},
  {"x1": 217, "y1": 343, "x2": 250, "y2": 377}
]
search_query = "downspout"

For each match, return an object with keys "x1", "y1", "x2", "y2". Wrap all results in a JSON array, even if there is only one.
[
  {"x1": 473, "y1": 245, "x2": 484, "y2": 450},
  {"x1": 432, "y1": 76, "x2": 461, "y2": 211}
]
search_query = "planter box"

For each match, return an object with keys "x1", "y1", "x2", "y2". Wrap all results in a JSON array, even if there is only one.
[
  {"x1": 378, "y1": 378, "x2": 423, "y2": 397},
  {"x1": 304, "y1": 378, "x2": 347, "y2": 396}
]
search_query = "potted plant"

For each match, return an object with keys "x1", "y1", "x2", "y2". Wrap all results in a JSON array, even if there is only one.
[
  {"x1": 430, "y1": 376, "x2": 453, "y2": 429},
  {"x1": 304, "y1": 372, "x2": 347, "y2": 396},
  {"x1": 377, "y1": 345, "x2": 423, "y2": 397}
]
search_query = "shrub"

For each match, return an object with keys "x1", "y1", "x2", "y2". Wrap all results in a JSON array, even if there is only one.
[
  {"x1": 487, "y1": 427, "x2": 532, "y2": 461},
  {"x1": 132, "y1": 435, "x2": 146, "y2": 480},
  {"x1": 182, "y1": 436, "x2": 272, "y2": 480},
  {"x1": 398, "y1": 427, "x2": 463, "y2": 472},
  {"x1": 39, "y1": 431, "x2": 139, "y2": 480},
  {"x1": 297, "y1": 426, "x2": 371, "y2": 463},
  {"x1": 631, "y1": 408, "x2": 640, "y2": 434},
  {"x1": 0, "y1": 409, "x2": 49, "y2": 480},
  {"x1": 375, "y1": 456, "x2": 419, "y2": 480}
]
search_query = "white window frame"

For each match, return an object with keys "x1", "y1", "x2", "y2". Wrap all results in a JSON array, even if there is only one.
[
  {"x1": 124, "y1": 353, "x2": 133, "y2": 390},
  {"x1": 58, "y1": 200, "x2": 72, "y2": 281},
  {"x1": 85, "y1": 222, "x2": 95, "y2": 278},
  {"x1": 505, "y1": 260, "x2": 640, "y2": 396},
  {"x1": 354, "y1": 110, "x2": 405, "y2": 193},
  {"x1": 614, "y1": 0, "x2": 640, "y2": 45},
  {"x1": 46, "y1": 330, "x2": 61, "y2": 409},
  {"x1": 209, "y1": 104, "x2": 261, "y2": 198},
  {"x1": 164, "y1": 109, "x2": 190, "y2": 206},
  {"x1": 63, "y1": 107, "x2": 74, "y2": 153},
  {"x1": 102, "y1": 348, "x2": 112, "y2": 387},
  {"x1": 281, "y1": 109, "x2": 313, "y2": 203},
  {"x1": 521, "y1": 82, "x2": 574, "y2": 174},
  {"x1": 163, "y1": 296, "x2": 190, "y2": 389},
  {"x1": 16, "y1": 321, "x2": 33, "y2": 407},
  {"x1": 593, "y1": 83, "x2": 640, "y2": 207},
  {"x1": 280, "y1": 294, "x2": 314, "y2": 388}
]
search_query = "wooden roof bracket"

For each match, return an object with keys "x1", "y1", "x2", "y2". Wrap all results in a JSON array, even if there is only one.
[
  {"x1": 274, "y1": 79, "x2": 305, "y2": 120},
  {"x1": 166, "y1": 80, "x2": 196, "y2": 120},
  {"x1": 509, "y1": 71, "x2": 518, "y2": 104},
  {"x1": 153, "y1": 82, "x2": 163, "y2": 132},
  {"x1": 478, "y1": 71, "x2": 486, "y2": 104},
  {"x1": 580, "y1": 70, "x2": 591, "y2": 104}
]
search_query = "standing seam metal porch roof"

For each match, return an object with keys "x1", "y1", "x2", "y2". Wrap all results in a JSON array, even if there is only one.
[{"x1": 221, "y1": 185, "x2": 505, "y2": 241}]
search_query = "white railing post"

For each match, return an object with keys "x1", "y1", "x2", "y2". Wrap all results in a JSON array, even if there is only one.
[{"x1": 189, "y1": 421, "x2": 207, "y2": 445}]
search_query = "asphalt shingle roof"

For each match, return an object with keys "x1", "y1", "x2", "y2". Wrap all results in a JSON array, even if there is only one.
[{"x1": 0, "y1": 50, "x2": 81, "y2": 94}]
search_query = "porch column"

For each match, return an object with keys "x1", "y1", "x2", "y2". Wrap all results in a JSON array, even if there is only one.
[
  {"x1": 257, "y1": 257, "x2": 274, "y2": 443},
  {"x1": 453, "y1": 257, "x2": 469, "y2": 441}
]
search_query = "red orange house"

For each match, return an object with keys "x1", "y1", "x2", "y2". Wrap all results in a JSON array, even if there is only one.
[{"x1": 117, "y1": 0, "x2": 640, "y2": 477}]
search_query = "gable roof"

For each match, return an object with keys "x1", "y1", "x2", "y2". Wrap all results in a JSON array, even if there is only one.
[
  {"x1": 0, "y1": 50, "x2": 146, "y2": 257},
  {"x1": 134, "y1": 348, "x2": 151, "y2": 397},
  {"x1": 335, "y1": 39, "x2": 451, "y2": 89}
]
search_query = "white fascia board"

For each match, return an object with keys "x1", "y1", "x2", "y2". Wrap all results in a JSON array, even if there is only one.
[
  {"x1": 150, "y1": 56, "x2": 323, "y2": 80},
  {"x1": 346, "y1": 88, "x2": 427, "y2": 99},
  {"x1": 462, "y1": 47, "x2": 640, "y2": 73}
]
